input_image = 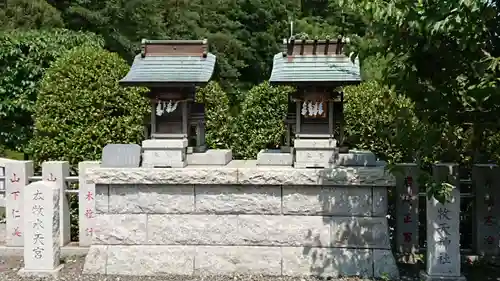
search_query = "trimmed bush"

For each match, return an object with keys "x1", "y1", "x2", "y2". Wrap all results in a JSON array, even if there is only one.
[
  {"x1": 196, "y1": 81, "x2": 232, "y2": 149},
  {"x1": 28, "y1": 44, "x2": 149, "y2": 167},
  {"x1": 0, "y1": 29, "x2": 103, "y2": 153},
  {"x1": 231, "y1": 81, "x2": 294, "y2": 159}
]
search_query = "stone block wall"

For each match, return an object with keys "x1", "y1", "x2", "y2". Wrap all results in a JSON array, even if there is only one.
[{"x1": 86, "y1": 183, "x2": 398, "y2": 278}]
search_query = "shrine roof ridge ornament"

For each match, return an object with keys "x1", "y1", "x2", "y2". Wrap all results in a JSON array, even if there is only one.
[
  {"x1": 281, "y1": 36, "x2": 350, "y2": 57},
  {"x1": 119, "y1": 38, "x2": 216, "y2": 87}
]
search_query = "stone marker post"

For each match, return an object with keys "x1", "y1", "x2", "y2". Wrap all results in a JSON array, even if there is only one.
[
  {"x1": 18, "y1": 181, "x2": 63, "y2": 278},
  {"x1": 421, "y1": 163, "x2": 465, "y2": 281},
  {"x1": 42, "y1": 161, "x2": 71, "y2": 246},
  {"x1": 78, "y1": 161, "x2": 100, "y2": 247},
  {"x1": 395, "y1": 163, "x2": 419, "y2": 263},
  {"x1": 472, "y1": 164, "x2": 500, "y2": 256},
  {"x1": 5, "y1": 161, "x2": 34, "y2": 247}
]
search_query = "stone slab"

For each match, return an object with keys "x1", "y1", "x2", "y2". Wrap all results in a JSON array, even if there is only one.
[
  {"x1": 294, "y1": 139, "x2": 337, "y2": 149},
  {"x1": 145, "y1": 214, "x2": 388, "y2": 248},
  {"x1": 107, "y1": 185, "x2": 194, "y2": 214},
  {"x1": 256, "y1": 149, "x2": 293, "y2": 166},
  {"x1": 85, "y1": 166, "x2": 395, "y2": 186},
  {"x1": 337, "y1": 150, "x2": 377, "y2": 166},
  {"x1": 330, "y1": 217, "x2": 390, "y2": 249},
  {"x1": 82, "y1": 245, "x2": 393, "y2": 278},
  {"x1": 472, "y1": 164, "x2": 500, "y2": 256},
  {"x1": 101, "y1": 144, "x2": 141, "y2": 168},
  {"x1": 106, "y1": 245, "x2": 195, "y2": 275},
  {"x1": 420, "y1": 271, "x2": 466, "y2": 281},
  {"x1": 22, "y1": 181, "x2": 61, "y2": 272},
  {"x1": 281, "y1": 247, "x2": 373, "y2": 277},
  {"x1": 282, "y1": 186, "x2": 373, "y2": 216},
  {"x1": 82, "y1": 245, "x2": 107, "y2": 274},
  {"x1": 93, "y1": 214, "x2": 147, "y2": 244},
  {"x1": 95, "y1": 185, "x2": 109, "y2": 213},
  {"x1": 18, "y1": 264, "x2": 64, "y2": 278},
  {"x1": 373, "y1": 249, "x2": 399, "y2": 279},
  {"x1": 142, "y1": 138, "x2": 188, "y2": 149},
  {"x1": 42, "y1": 161, "x2": 71, "y2": 246},
  {"x1": 187, "y1": 149, "x2": 232, "y2": 166},
  {"x1": 86, "y1": 167, "x2": 240, "y2": 185},
  {"x1": 142, "y1": 150, "x2": 186, "y2": 168},
  {"x1": 78, "y1": 161, "x2": 101, "y2": 247},
  {"x1": 195, "y1": 185, "x2": 281, "y2": 214},
  {"x1": 5, "y1": 161, "x2": 33, "y2": 247},
  {"x1": 194, "y1": 246, "x2": 282, "y2": 276},
  {"x1": 395, "y1": 164, "x2": 419, "y2": 256},
  {"x1": 426, "y1": 164, "x2": 461, "y2": 277},
  {"x1": 372, "y1": 187, "x2": 388, "y2": 217}
]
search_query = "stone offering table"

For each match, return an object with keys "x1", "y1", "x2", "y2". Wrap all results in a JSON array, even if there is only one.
[{"x1": 83, "y1": 161, "x2": 399, "y2": 279}]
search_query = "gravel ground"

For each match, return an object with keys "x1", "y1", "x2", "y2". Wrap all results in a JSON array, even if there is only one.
[{"x1": 0, "y1": 255, "x2": 420, "y2": 281}]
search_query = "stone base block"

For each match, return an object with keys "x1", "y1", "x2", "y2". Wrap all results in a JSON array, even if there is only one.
[
  {"x1": 420, "y1": 271, "x2": 467, "y2": 281},
  {"x1": 142, "y1": 139, "x2": 187, "y2": 168},
  {"x1": 256, "y1": 149, "x2": 293, "y2": 166},
  {"x1": 83, "y1": 245, "x2": 398, "y2": 278},
  {"x1": 294, "y1": 139, "x2": 337, "y2": 149},
  {"x1": 337, "y1": 150, "x2": 377, "y2": 166},
  {"x1": 187, "y1": 149, "x2": 232, "y2": 166},
  {"x1": 18, "y1": 264, "x2": 64, "y2": 278},
  {"x1": 294, "y1": 139, "x2": 337, "y2": 168}
]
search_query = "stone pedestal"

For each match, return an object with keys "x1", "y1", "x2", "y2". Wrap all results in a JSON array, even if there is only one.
[
  {"x1": 421, "y1": 164, "x2": 466, "y2": 281},
  {"x1": 187, "y1": 149, "x2": 233, "y2": 166},
  {"x1": 256, "y1": 149, "x2": 293, "y2": 166},
  {"x1": 142, "y1": 139, "x2": 188, "y2": 168},
  {"x1": 294, "y1": 139, "x2": 337, "y2": 168},
  {"x1": 19, "y1": 181, "x2": 63, "y2": 278}
]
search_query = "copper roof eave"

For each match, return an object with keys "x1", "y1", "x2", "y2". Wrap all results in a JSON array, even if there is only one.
[
  {"x1": 268, "y1": 80, "x2": 361, "y2": 87},
  {"x1": 118, "y1": 81, "x2": 209, "y2": 88}
]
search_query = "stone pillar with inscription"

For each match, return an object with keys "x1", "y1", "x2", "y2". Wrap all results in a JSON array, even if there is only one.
[
  {"x1": 421, "y1": 163, "x2": 466, "y2": 281},
  {"x1": 5, "y1": 161, "x2": 34, "y2": 247},
  {"x1": 472, "y1": 164, "x2": 500, "y2": 256},
  {"x1": 42, "y1": 161, "x2": 70, "y2": 246},
  {"x1": 78, "y1": 161, "x2": 101, "y2": 247},
  {"x1": 395, "y1": 163, "x2": 419, "y2": 263},
  {"x1": 18, "y1": 181, "x2": 63, "y2": 278}
]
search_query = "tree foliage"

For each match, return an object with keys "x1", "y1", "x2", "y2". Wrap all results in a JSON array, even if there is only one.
[
  {"x1": 340, "y1": 0, "x2": 500, "y2": 160},
  {"x1": 0, "y1": 29, "x2": 103, "y2": 153},
  {"x1": 196, "y1": 81, "x2": 232, "y2": 149},
  {"x1": 28, "y1": 45, "x2": 149, "y2": 167},
  {"x1": 0, "y1": 0, "x2": 64, "y2": 30},
  {"x1": 231, "y1": 82, "x2": 294, "y2": 159}
]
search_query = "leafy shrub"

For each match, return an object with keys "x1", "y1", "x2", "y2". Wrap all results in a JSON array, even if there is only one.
[
  {"x1": 196, "y1": 81, "x2": 232, "y2": 149},
  {"x1": 28, "y1": 44, "x2": 149, "y2": 241},
  {"x1": 28, "y1": 44, "x2": 149, "y2": 167},
  {"x1": 344, "y1": 81, "x2": 431, "y2": 163},
  {"x1": 231, "y1": 81, "x2": 294, "y2": 159},
  {"x1": 0, "y1": 29, "x2": 103, "y2": 153}
]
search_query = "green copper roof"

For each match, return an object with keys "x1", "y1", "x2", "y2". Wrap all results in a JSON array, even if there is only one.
[
  {"x1": 119, "y1": 53, "x2": 216, "y2": 86},
  {"x1": 269, "y1": 53, "x2": 361, "y2": 83}
]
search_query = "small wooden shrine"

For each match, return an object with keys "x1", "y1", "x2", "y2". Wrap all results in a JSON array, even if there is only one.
[
  {"x1": 269, "y1": 37, "x2": 361, "y2": 149},
  {"x1": 119, "y1": 39, "x2": 216, "y2": 152}
]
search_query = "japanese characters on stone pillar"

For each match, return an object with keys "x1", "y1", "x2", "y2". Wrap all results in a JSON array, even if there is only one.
[
  {"x1": 42, "y1": 161, "x2": 70, "y2": 246},
  {"x1": 19, "y1": 181, "x2": 63, "y2": 278},
  {"x1": 395, "y1": 163, "x2": 419, "y2": 262},
  {"x1": 5, "y1": 161, "x2": 34, "y2": 247},
  {"x1": 421, "y1": 163, "x2": 465, "y2": 281},
  {"x1": 78, "y1": 161, "x2": 100, "y2": 247},
  {"x1": 473, "y1": 164, "x2": 500, "y2": 256}
]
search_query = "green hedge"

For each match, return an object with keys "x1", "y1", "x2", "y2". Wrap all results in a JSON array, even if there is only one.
[
  {"x1": 28, "y1": 44, "x2": 149, "y2": 167},
  {"x1": 231, "y1": 81, "x2": 294, "y2": 159}
]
